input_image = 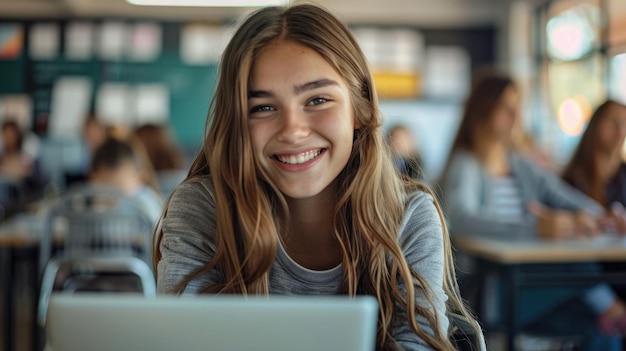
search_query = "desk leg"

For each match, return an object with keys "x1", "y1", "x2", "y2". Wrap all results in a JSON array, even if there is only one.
[
  {"x1": 28, "y1": 247, "x2": 40, "y2": 351},
  {"x1": 1, "y1": 247, "x2": 7, "y2": 351},
  {"x1": 1, "y1": 247, "x2": 15, "y2": 351},
  {"x1": 503, "y1": 264, "x2": 520, "y2": 351}
]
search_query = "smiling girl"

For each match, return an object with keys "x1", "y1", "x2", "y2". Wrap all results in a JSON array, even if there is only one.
[{"x1": 154, "y1": 4, "x2": 480, "y2": 350}]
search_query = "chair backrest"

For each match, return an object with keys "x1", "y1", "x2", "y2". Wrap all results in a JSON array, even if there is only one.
[
  {"x1": 39, "y1": 184, "x2": 155, "y2": 276},
  {"x1": 449, "y1": 312, "x2": 486, "y2": 351}
]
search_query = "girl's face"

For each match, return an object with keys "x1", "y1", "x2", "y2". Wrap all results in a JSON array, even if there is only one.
[
  {"x1": 487, "y1": 86, "x2": 519, "y2": 142},
  {"x1": 596, "y1": 105, "x2": 626, "y2": 155},
  {"x1": 247, "y1": 40, "x2": 356, "y2": 200}
]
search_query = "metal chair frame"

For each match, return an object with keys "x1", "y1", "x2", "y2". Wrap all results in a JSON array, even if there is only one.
[{"x1": 38, "y1": 184, "x2": 156, "y2": 327}]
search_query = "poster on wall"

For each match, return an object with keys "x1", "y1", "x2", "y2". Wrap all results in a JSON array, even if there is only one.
[
  {"x1": 49, "y1": 77, "x2": 92, "y2": 137},
  {"x1": 423, "y1": 46, "x2": 470, "y2": 100},
  {"x1": 98, "y1": 21, "x2": 128, "y2": 60},
  {"x1": 96, "y1": 83, "x2": 134, "y2": 126},
  {"x1": 29, "y1": 23, "x2": 60, "y2": 60},
  {"x1": 135, "y1": 84, "x2": 169, "y2": 125},
  {"x1": 352, "y1": 27, "x2": 424, "y2": 99},
  {"x1": 129, "y1": 23, "x2": 162, "y2": 62},
  {"x1": 180, "y1": 24, "x2": 233, "y2": 65},
  {"x1": 66, "y1": 22, "x2": 94, "y2": 60},
  {"x1": 0, "y1": 23, "x2": 23, "y2": 59}
]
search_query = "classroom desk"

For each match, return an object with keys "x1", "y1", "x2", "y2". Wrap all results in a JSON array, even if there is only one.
[
  {"x1": 1, "y1": 217, "x2": 43, "y2": 351},
  {"x1": 453, "y1": 234, "x2": 626, "y2": 351}
]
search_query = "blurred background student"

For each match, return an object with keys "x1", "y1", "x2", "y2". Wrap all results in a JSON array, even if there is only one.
[
  {"x1": 387, "y1": 124, "x2": 423, "y2": 180},
  {"x1": 439, "y1": 73, "x2": 626, "y2": 350},
  {"x1": 562, "y1": 100, "x2": 626, "y2": 336},
  {"x1": 134, "y1": 124, "x2": 187, "y2": 198},
  {"x1": 65, "y1": 115, "x2": 108, "y2": 188},
  {"x1": 0, "y1": 119, "x2": 48, "y2": 216},
  {"x1": 88, "y1": 137, "x2": 163, "y2": 224},
  {"x1": 1, "y1": 119, "x2": 34, "y2": 181},
  {"x1": 80, "y1": 115, "x2": 107, "y2": 173},
  {"x1": 563, "y1": 100, "x2": 626, "y2": 215}
]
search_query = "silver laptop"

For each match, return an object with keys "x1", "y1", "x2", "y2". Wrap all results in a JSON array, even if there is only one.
[{"x1": 47, "y1": 293, "x2": 378, "y2": 351}]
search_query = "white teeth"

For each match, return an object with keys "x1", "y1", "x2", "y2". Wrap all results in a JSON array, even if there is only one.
[{"x1": 276, "y1": 149, "x2": 322, "y2": 165}]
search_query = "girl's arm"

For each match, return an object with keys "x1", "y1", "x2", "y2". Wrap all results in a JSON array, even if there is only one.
[
  {"x1": 393, "y1": 192, "x2": 449, "y2": 350},
  {"x1": 156, "y1": 179, "x2": 220, "y2": 294},
  {"x1": 517, "y1": 154, "x2": 604, "y2": 216}
]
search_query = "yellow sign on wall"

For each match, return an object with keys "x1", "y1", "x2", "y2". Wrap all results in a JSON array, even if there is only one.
[{"x1": 373, "y1": 72, "x2": 420, "y2": 100}]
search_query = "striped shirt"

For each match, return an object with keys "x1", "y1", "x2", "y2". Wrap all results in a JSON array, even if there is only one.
[{"x1": 490, "y1": 176, "x2": 524, "y2": 220}]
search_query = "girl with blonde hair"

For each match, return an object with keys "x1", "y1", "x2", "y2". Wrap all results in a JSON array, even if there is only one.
[{"x1": 154, "y1": 4, "x2": 481, "y2": 350}]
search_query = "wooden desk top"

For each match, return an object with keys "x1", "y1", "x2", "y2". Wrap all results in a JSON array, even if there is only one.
[
  {"x1": 0, "y1": 230, "x2": 39, "y2": 247},
  {"x1": 0, "y1": 214, "x2": 44, "y2": 248},
  {"x1": 453, "y1": 234, "x2": 626, "y2": 264}
]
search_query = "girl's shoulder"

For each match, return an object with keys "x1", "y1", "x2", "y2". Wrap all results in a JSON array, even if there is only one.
[
  {"x1": 174, "y1": 176, "x2": 214, "y2": 194},
  {"x1": 398, "y1": 189, "x2": 444, "y2": 252},
  {"x1": 169, "y1": 176, "x2": 215, "y2": 210},
  {"x1": 401, "y1": 190, "x2": 441, "y2": 231},
  {"x1": 447, "y1": 149, "x2": 482, "y2": 172}
]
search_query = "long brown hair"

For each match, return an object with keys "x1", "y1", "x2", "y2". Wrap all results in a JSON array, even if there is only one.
[
  {"x1": 153, "y1": 4, "x2": 477, "y2": 350},
  {"x1": 562, "y1": 100, "x2": 626, "y2": 206},
  {"x1": 450, "y1": 74, "x2": 516, "y2": 154}
]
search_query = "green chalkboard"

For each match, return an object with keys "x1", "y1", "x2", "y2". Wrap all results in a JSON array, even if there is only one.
[
  {"x1": 0, "y1": 19, "x2": 219, "y2": 148},
  {"x1": 0, "y1": 60, "x2": 24, "y2": 93},
  {"x1": 99, "y1": 53, "x2": 217, "y2": 146}
]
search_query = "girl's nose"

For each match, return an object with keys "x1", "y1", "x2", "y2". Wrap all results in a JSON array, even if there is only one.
[{"x1": 276, "y1": 108, "x2": 310, "y2": 143}]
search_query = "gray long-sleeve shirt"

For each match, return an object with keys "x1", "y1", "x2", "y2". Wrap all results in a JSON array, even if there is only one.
[{"x1": 156, "y1": 177, "x2": 450, "y2": 350}]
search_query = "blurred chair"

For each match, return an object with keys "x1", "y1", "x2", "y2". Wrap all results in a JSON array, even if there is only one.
[
  {"x1": 450, "y1": 312, "x2": 486, "y2": 351},
  {"x1": 156, "y1": 169, "x2": 187, "y2": 198},
  {"x1": 37, "y1": 184, "x2": 156, "y2": 327}
]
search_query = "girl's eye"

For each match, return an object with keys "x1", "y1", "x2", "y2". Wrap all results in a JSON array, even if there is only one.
[
  {"x1": 250, "y1": 105, "x2": 274, "y2": 114},
  {"x1": 308, "y1": 97, "x2": 328, "y2": 106}
]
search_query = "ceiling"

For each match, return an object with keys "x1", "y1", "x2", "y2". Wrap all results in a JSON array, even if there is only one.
[{"x1": 0, "y1": 0, "x2": 548, "y2": 27}]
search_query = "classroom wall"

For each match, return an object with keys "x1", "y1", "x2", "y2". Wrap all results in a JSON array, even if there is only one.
[{"x1": 0, "y1": 18, "x2": 495, "y2": 181}]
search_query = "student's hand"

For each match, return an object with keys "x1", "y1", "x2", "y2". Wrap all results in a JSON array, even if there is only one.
[
  {"x1": 528, "y1": 202, "x2": 577, "y2": 240},
  {"x1": 612, "y1": 213, "x2": 626, "y2": 236},
  {"x1": 600, "y1": 203, "x2": 626, "y2": 236},
  {"x1": 572, "y1": 211, "x2": 601, "y2": 238}
]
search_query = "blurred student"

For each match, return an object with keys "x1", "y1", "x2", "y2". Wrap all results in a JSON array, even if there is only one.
[
  {"x1": 387, "y1": 124, "x2": 423, "y2": 180},
  {"x1": 134, "y1": 124, "x2": 187, "y2": 197},
  {"x1": 0, "y1": 119, "x2": 48, "y2": 214},
  {"x1": 135, "y1": 124, "x2": 184, "y2": 172},
  {"x1": 102, "y1": 124, "x2": 161, "y2": 196},
  {"x1": 82, "y1": 115, "x2": 107, "y2": 165},
  {"x1": 511, "y1": 116, "x2": 557, "y2": 171},
  {"x1": 563, "y1": 100, "x2": 626, "y2": 217},
  {"x1": 563, "y1": 100, "x2": 626, "y2": 333},
  {"x1": 67, "y1": 115, "x2": 108, "y2": 187},
  {"x1": 154, "y1": 4, "x2": 484, "y2": 350},
  {"x1": 440, "y1": 74, "x2": 625, "y2": 349},
  {"x1": 89, "y1": 137, "x2": 163, "y2": 224},
  {"x1": 0, "y1": 120, "x2": 34, "y2": 181}
]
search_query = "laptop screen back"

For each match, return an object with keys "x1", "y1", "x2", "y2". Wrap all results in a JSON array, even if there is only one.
[{"x1": 47, "y1": 293, "x2": 378, "y2": 351}]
